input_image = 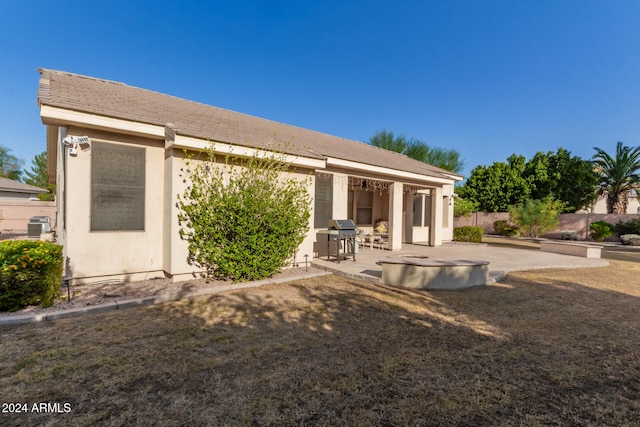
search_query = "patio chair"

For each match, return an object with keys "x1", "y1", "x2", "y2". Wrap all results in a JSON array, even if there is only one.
[{"x1": 371, "y1": 222, "x2": 388, "y2": 250}]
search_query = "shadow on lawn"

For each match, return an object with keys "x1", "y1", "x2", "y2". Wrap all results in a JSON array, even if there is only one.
[
  {"x1": 3, "y1": 269, "x2": 640, "y2": 426},
  {"x1": 152, "y1": 272, "x2": 640, "y2": 425}
]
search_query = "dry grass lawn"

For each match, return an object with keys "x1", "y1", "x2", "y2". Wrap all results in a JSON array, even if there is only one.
[{"x1": 2, "y1": 260, "x2": 640, "y2": 426}]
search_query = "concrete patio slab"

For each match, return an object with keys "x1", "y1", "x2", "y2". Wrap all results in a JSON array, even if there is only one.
[{"x1": 311, "y1": 242, "x2": 609, "y2": 285}]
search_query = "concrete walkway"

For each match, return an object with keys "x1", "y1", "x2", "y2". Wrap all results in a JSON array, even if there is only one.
[
  {"x1": 311, "y1": 242, "x2": 609, "y2": 284},
  {"x1": 0, "y1": 271, "x2": 330, "y2": 326}
]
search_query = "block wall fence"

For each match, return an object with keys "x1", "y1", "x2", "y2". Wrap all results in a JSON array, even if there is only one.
[
  {"x1": 0, "y1": 201, "x2": 56, "y2": 237},
  {"x1": 454, "y1": 212, "x2": 640, "y2": 241}
]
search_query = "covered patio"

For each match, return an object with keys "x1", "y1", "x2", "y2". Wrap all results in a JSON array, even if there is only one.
[{"x1": 313, "y1": 172, "x2": 458, "y2": 256}]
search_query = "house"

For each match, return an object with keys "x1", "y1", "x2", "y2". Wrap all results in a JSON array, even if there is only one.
[
  {"x1": 37, "y1": 69, "x2": 463, "y2": 284},
  {"x1": 585, "y1": 192, "x2": 640, "y2": 214},
  {"x1": 0, "y1": 178, "x2": 48, "y2": 201}
]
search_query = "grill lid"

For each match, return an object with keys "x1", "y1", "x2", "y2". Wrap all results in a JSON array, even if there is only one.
[{"x1": 328, "y1": 219, "x2": 356, "y2": 230}]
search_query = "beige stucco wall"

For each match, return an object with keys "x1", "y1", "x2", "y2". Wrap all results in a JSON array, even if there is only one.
[
  {"x1": 442, "y1": 183, "x2": 455, "y2": 242},
  {"x1": 63, "y1": 128, "x2": 165, "y2": 283},
  {"x1": 331, "y1": 173, "x2": 349, "y2": 220},
  {"x1": 586, "y1": 194, "x2": 640, "y2": 214},
  {"x1": 162, "y1": 150, "x2": 194, "y2": 280}
]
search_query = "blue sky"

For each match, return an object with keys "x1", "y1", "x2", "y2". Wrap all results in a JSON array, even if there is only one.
[{"x1": 1, "y1": 0, "x2": 639, "y2": 179}]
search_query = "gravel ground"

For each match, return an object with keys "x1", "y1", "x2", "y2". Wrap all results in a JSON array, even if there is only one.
[{"x1": 1, "y1": 266, "x2": 324, "y2": 317}]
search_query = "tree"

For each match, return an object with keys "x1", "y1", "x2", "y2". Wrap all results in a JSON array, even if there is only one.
[
  {"x1": 453, "y1": 197, "x2": 478, "y2": 218},
  {"x1": 177, "y1": 143, "x2": 311, "y2": 282},
  {"x1": 509, "y1": 197, "x2": 565, "y2": 238},
  {"x1": 369, "y1": 130, "x2": 465, "y2": 173},
  {"x1": 460, "y1": 148, "x2": 597, "y2": 213},
  {"x1": 369, "y1": 129, "x2": 408, "y2": 153},
  {"x1": 0, "y1": 145, "x2": 24, "y2": 181},
  {"x1": 408, "y1": 138, "x2": 465, "y2": 174},
  {"x1": 457, "y1": 155, "x2": 531, "y2": 212},
  {"x1": 592, "y1": 142, "x2": 640, "y2": 214},
  {"x1": 24, "y1": 151, "x2": 55, "y2": 201},
  {"x1": 524, "y1": 148, "x2": 597, "y2": 213}
]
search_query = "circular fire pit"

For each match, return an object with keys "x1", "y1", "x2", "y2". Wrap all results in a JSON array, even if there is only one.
[{"x1": 380, "y1": 257, "x2": 489, "y2": 290}]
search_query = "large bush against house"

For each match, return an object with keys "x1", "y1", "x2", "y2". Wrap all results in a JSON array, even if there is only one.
[
  {"x1": 0, "y1": 240, "x2": 63, "y2": 311},
  {"x1": 177, "y1": 145, "x2": 311, "y2": 282}
]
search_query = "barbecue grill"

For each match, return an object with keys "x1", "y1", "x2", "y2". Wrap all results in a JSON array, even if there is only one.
[{"x1": 322, "y1": 219, "x2": 357, "y2": 263}]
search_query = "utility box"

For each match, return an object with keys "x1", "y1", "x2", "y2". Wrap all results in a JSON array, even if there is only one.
[{"x1": 27, "y1": 216, "x2": 51, "y2": 239}]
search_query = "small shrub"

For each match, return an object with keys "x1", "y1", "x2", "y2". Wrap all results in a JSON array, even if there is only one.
[
  {"x1": 0, "y1": 240, "x2": 63, "y2": 312},
  {"x1": 589, "y1": 221, "x2": 615, "y2": 242},
  {"x1": 453, "y1": 197, "x2": 478, "y2": 218},
  {"x1": 493, "y1": 220, "x2": 520, "y2": 237},
  {"x1": 453, "y1": 226, "x2": 483, "y2": 243},
  {"x1": 508, "y1": 197, "x2": 565, "y2": 238},
  {"x1": 615, "y1": 218, "x2": 640, "y2": 236}
]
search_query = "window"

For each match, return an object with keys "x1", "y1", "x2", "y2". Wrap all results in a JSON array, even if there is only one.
[
  {"x1": 356, "y1": 190, "x2": 373, "y2": 225},
  {"x1": 91, "y1": 142, "x2": 145, "y2": 231},
  {"x1": 412, "y1": 193, "x2": 432, "y2": 227},
  {"x1": 423, "y1": 194, "x2": 431, "y2": 226},
  {"x1": 314, "y1": 173, "x2": 333, "y2": 228},
  {"x1": 442, "y1": 196, "x2": 449, "y2": 228},
  {"x1": 413, "y1": 195, "x2": 423, "y2": 226}
]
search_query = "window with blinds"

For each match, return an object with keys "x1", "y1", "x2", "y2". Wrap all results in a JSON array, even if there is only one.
[
  {"x1": 314, "y1": 173, "x2": 333, "y2": 229},
  {"x1": 91, "y1": 141, "x2": 145, "y2": 231}
]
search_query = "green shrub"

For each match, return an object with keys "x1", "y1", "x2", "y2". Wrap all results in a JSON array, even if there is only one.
[
  {"x1": 508, "y1": 197, "x2": 565, "y2": 238},
  {"x1": 177, "y1": 144, "x2": 311, "y2": 282},
  {"x1": 453, "y1": 226, "x2": 483, "y2": 243},
  {"x1": 0, "y1": 240, "x2": 63, "y2": 312},
  {"x1": 453, "y1": 197, "x2": 478, "y2": 218},
  {"x1": 493, "y1": 220, "x2": 520, "y2": 237},
  {"x1": 615, "y1": 218, "x2": 640, "y2": 235},
  {"x1": 589, "y1": 221, "x2": 615, "y2": 242}
]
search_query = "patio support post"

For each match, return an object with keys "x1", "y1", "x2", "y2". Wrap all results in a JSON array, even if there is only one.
[
  {"x1": 430, "y1": 186, "x2": 443, "y2": 246},
  {"x1": 404, "y1": 192, "x2": 414, "y2": 243},
  {"x1": 332, "y1": 173, "x2": 348, "y2": 219},
  {"x1": 388, "y1": 182, "x2": 403, "y2": 250}
]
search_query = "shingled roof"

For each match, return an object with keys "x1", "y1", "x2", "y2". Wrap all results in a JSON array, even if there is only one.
[
  {"x1": 0, "y1": 178, "x2": 48, "y2": 194},
  {"x1": 37, "y1": 69, "x2": 462, "y2": 182}
]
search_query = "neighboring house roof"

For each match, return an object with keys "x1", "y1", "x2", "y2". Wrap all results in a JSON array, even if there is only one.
[
  {"x1": 37, "y1": 69, "x2": 463, "y2": 182},
  {"x1": 0, "y1": 178, "x2": 48, "y2": 194}
]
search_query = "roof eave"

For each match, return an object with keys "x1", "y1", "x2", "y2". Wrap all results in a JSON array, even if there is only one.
[{"x1": 326, "y1": 157, "x2": 459, "y2": 185}]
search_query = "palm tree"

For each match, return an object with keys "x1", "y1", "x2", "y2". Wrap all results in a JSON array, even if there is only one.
[{"x1": 592, "y1": 142, "x2": 640, "y2": 213}]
